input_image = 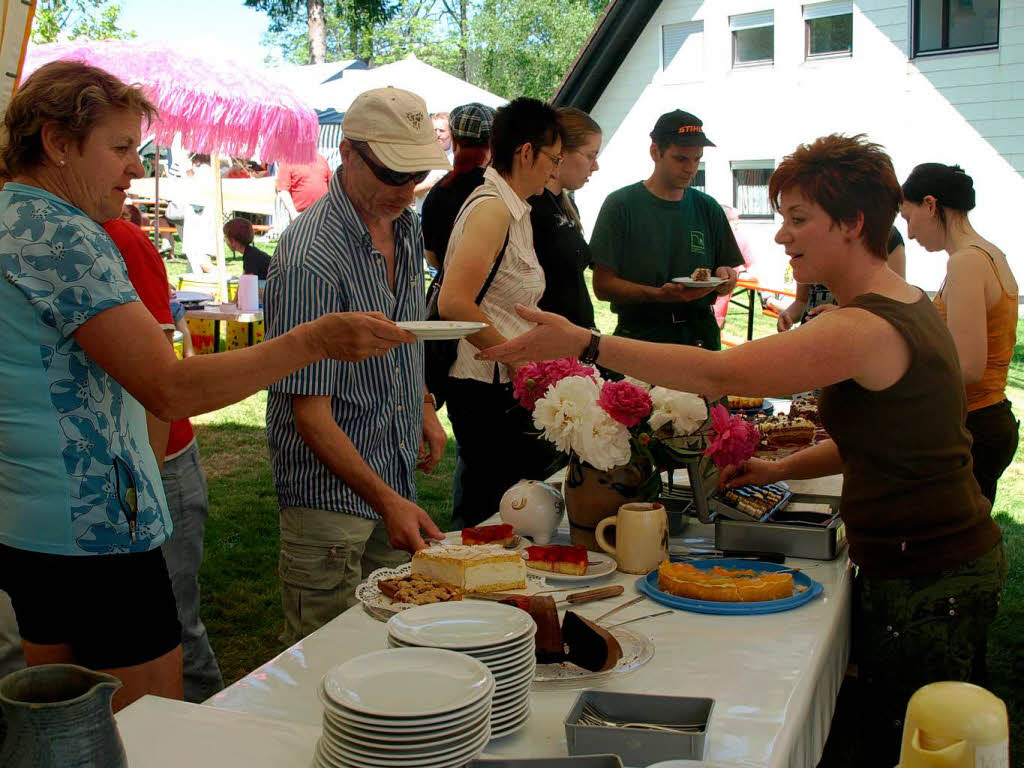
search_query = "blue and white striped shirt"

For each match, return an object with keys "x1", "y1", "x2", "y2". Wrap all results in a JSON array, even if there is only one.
[{"x1": 264, "y1": 171, "x2": 425, "y2": 519}]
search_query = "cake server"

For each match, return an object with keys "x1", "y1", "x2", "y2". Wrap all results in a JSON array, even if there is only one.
[
  {"x1": 555, "y1": 585, "x2": 624, "y2": 607},
  {"x1": 593, "y1": 595, "x2": 646, "y2": 625}
]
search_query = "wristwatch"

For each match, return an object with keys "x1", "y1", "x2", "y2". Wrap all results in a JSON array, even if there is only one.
[
  {"x1": 424, "y1": 393, "x2": 438, "y2": 410},
  {"x1": 580, "y1": 328, "x2": 602, "y2": 365}
]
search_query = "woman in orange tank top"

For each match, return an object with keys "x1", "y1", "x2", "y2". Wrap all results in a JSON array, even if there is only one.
[{"x1": 901, "y1": 163, "x2": 1019, "y2": 504}]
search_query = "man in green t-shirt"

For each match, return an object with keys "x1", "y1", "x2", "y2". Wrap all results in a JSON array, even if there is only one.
[{"x1": 590, "y1": 110, "x2": 743, "y2": 349}]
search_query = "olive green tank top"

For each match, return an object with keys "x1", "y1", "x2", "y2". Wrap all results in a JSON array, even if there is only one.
[{"x1": 819, "y1": 292, "x2": 1001, "y2": 578}]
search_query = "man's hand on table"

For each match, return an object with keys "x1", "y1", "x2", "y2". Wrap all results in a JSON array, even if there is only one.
[
  {"x1": 719, "y1": 457, "x2": 785, "y2": 489},
  {"x1": 714, "y1": 266, "x2": 740, "y2": 295},
  {"x1": 418, "y1": 401, "x2": 446, "y2": 474},
  {"x1": 380, "y1": 495, "x2": 444, "y2": 553},
  {"x1": 657, "y1": 282, "x2": 715, "y2": 303}
]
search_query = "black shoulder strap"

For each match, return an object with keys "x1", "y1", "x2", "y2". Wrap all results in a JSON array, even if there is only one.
[{"x1": 474, "y1": 226, "x2": 511, "y2": 306}]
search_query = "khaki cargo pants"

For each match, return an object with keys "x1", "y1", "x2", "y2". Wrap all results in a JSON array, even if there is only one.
[{"x1": 278, "y1": 506, "x2": 409, "y2": 645}]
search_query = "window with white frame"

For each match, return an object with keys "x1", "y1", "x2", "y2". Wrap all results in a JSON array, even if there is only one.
[
  {"x1": 731, "y1": 11, "x2": 774, "y2": 67},
  {"x1": 914, "y1": 0, "x2": 999, "y2": 55},
  {"x1": 732, "y1": 161, "x2": 774, "y2": 219},
  {"x1": 662, "y1": 20, "x2": 704, "y2": 74},
  {"x1": 805, "y1": 1, "x2": 853, "y2": 58}
]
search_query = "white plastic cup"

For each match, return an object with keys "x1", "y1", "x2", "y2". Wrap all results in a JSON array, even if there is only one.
[{"x1": 236, "y1": 274, "x2": 259, "y2": 311}]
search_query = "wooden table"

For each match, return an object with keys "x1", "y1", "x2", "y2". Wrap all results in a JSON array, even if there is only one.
[{"x1": 731, "y1": 279, "x2": 799, "y2": 341}]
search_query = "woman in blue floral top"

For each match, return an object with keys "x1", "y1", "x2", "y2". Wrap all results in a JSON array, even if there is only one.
[{"x1": 0, "y1": 61, "x2": 415, "y2": 710}]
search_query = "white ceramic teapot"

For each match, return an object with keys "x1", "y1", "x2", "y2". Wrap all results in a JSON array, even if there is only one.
[{"x1": 499, "y1": 480, "x2": 564, "y2": 544}]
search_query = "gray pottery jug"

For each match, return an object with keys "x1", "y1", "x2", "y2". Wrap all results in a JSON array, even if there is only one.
[{"x1": 0, "y1": 663, "x2": 128, "y2": 767}]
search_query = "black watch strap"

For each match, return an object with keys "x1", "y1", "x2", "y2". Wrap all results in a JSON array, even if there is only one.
[{"x1": 580, "y1": 328, "x2": 601, "y2": 365}]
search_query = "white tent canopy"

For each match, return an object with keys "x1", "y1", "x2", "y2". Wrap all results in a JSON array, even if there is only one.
[
  {"x1": 0, "y1": 0, "x2": 35, "y2": 118},
  {"x1": 313, "y1": 53, "x2": 506, "y2": 114}
]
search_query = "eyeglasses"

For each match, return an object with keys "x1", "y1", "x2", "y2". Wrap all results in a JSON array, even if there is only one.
[
  {"x1": 538, "y1": 148, "x2": 564, "y2": 167},
  {"x1": 352, "y1": 142, "x2": 431, "y2": 187}
]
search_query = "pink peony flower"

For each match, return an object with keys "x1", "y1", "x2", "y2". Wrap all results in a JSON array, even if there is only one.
[
  {"x1": 513, "y1": 357, "x2": 595, "y2": 410},
  {"x1": 598, "y1": 380, "x2": 653, "y2": 428},
  {"x1": 704, "y1": 404, "x2": 760, "y2": 469}
]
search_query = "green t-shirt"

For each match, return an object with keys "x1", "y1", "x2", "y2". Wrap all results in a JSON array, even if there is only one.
[{"x1": 590, "y1": 182, "x2": 744, "y2": 347}]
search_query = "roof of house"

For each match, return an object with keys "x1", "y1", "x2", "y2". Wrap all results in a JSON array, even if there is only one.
[{"x1": 552, "y1": 0, "x2": 663, "y2": 111}]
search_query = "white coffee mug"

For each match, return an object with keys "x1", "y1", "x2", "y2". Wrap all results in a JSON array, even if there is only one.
[{"x1": 595, "y1": 502, "x2": 668, "y2": 574}]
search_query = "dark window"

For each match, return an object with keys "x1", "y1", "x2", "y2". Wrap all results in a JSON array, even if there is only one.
[
  {"x1": 731, "y1": 12, "x2": 774, "y2": 67},
  {"x1": 691, "y1": 167, "x2": 706, "y2": 194},
  {"x1": 914, "y1": 0, "x2": 999, "y2": 55},
  {"x1": 805, "y1": 3, "x2": 853, "y2": 57},
  {"x1": 732, "y1": 164, "x2": 774, "y2": 219}
]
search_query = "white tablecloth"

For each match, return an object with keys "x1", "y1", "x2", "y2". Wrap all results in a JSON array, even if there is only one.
[{"x1": 192, "y1": 501, "x2": 850, "y2": 768}]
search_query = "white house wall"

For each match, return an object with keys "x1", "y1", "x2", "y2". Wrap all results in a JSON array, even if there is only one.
[{"x1": 576, "y1": 0, "x2": 1024, "y2": 292}]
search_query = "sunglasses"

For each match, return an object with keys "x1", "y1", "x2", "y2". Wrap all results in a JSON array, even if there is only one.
[{"x1": 352, "y1": 142, "x2": 431, "y2": 186}]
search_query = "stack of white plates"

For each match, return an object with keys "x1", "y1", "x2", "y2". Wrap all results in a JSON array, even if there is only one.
[
  {"x1": 386, "y1": 601, "x2": 537, "y2": 740},
  {"x1": 314, "y1": 647, "x2": 494, "y2": 768}
]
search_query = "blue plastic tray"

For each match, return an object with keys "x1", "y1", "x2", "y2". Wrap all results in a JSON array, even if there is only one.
[{"x1": 636, "y1": 558, "x2": 824, "y2": 615}]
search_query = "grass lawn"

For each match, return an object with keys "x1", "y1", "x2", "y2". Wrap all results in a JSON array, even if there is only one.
[{"x1": 183, "y1": 262, "x2": 1021, "y2": 761}]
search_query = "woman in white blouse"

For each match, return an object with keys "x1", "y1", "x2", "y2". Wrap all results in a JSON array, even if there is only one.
[{"x1": 438, "y1": 97, "x2": 564, "y2": 527}]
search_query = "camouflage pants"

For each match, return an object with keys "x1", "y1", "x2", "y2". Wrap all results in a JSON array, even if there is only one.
[{"x1": 853, "y1": 541, "x2": 1007, "y2": 765}]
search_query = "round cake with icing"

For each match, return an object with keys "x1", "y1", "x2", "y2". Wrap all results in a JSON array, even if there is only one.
[{"x1": 658, "y1": 561, "x2": 794, "y2": 602}]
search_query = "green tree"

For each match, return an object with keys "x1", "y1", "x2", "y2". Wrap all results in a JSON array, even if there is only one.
[
  {"x1": 31, "y1": 0, "x2": 136, "y2": 44},
  {"x1": 246, "y1": 0, "x2": 396, "y2": 64},
  {"x1": 471, "y1": 0, "x2": 600, "y2": 100}
]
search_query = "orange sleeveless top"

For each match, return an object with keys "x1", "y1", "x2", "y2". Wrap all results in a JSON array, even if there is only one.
[{"x1": 933, "y1": 246, "x2": 1017, "y2": 412}]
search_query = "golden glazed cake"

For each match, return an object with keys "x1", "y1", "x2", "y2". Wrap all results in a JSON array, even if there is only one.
[
  {"x1": 658, "y1": 561, "x2": 794, "y2": 602},
  {"x1": 691, "y1": 267, "x2": 712, "y2": 281},
  {"x1": 412, "y1": 544, "x2": 526, "y2": 592}
]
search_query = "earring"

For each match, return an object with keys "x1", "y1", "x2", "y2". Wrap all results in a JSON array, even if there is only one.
[{"x1": 58, "y1": 159, "x2": 66, "y2": 167}]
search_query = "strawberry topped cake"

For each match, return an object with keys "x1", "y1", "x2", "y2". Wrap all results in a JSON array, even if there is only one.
[
  {"x1": 523, "y1": 544, "x2": 588, "y2": 576},
  {"x1": 461, "y1": 523, "x2": 516, "y2": 547}
]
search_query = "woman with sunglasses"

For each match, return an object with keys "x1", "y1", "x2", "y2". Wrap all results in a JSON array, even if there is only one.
[
  {"x1": 529, "y1": 107, "x2": 601, "y2": 328},
  {"x1": 0, "y1": 62, "x2": 415, "y2": 711},
  {"x1": 437, "y1": 97, "x2": 565, "y2": 528}
]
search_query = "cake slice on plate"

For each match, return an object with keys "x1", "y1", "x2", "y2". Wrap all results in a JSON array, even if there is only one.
[
  {"x1": 523, "y1": 544, "x2": 588, "y2": 576},
  {"x1": 461, "y1": 523, "x2": 517, "y2": 547},
  {"x1": 412, "y1": 544, "x2": 526, "y2": 592}
]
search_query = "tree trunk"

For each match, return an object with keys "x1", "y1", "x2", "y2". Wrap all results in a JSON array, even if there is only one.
[
  {"x1": 307, "y1": 0, "x2": 327, "y2": 64},
  {"x1": 458, "y1": 0, "x2": 468, "y2": 80}
]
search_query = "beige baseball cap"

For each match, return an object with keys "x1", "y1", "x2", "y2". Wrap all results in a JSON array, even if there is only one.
[{"x1": 343, "y1": 87, "x2": 452, "y2": 173}]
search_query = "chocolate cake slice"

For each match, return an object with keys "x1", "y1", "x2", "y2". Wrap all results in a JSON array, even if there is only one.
[
  {"x1": 562, "y1": 611, "x2": 623, "y2": 672},
  {"x1": 527, "y1": 595, "x2": 565, "y2": 663}
]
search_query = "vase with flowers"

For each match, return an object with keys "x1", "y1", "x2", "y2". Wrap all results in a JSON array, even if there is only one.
[{"x1": 512, "y1": 359, "x2": 759, "y2": 550}]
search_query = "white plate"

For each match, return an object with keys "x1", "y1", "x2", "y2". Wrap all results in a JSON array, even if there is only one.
[
  {"x1": 358, "y1": 563, "x2": 545, "y2": 622},
  {"x1": 533, "y1": 626, "x2": 655, "y2": 685},
  {"x1": 523, "y1": 550, "x2": 617, "y2": 582},
  {"x1": 321, "y1": 686, "x2": 491, "y2": 731},
  {"x1": 387, "y1": 601, "x2": 537, "y2": 650},
  {"x1": 388, "y1": 631, "x2": 535, "y2": 660},
  {"x1": 397, "y1": 320, "x2": 488, "y2": 340},
  {"x1": 321, "y1": 721, "x2": 490, "y2": 763},
  {"x1": 322, "y1": 707, "x2": 489, "y2": 748},
  {"x1": 321, "y1": 648, "x2": 492, "y2": 718},
  {"x1": 317, "y1": 725, "x2": 490, "y2": 768},
  {"x1": 671, "y1": 276, "x2": 726, "y2": 288},
  {"x1": 489, "y1": 707, "x2": 531, "y2": 740}
]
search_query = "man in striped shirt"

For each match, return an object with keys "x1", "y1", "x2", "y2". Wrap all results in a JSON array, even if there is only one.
[{"x1": 265, "y1": 88, "x2": 451, "y2": 643}]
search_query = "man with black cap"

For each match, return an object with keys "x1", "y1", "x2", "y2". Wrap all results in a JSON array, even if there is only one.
[
  {"x1": 590, "y1": 110, "x2": 743, "y2": 349},
  {"x1": 264, "y1": 87, "x2": 449, "y2": 643}
]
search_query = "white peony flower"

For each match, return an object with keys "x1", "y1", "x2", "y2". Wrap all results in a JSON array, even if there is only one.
[
  {"x1": 532, "y1": 375, "x2": 631, "y2": 470},
  {"x1": 575, "y1": 409, "x2": 632, "y2": 471},
  {"x1": 532, "y1": 375, "x2": 604, "y2": 454},
  {"x1": 648, "y1": 388, "x2": 707, "y2": 435}
]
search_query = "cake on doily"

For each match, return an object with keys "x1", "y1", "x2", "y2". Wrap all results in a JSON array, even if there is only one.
[
  {"x1": 412, "y1": 544, "x2": 526, "y2": 592},
  {"x1": 658, "y1": 561, "x2": 794, "y2": 602}
]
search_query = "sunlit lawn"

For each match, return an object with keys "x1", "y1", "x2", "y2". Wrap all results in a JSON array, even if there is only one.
[{"x1": 183, "y1": 261, "x2": 1021, "y2": 762}]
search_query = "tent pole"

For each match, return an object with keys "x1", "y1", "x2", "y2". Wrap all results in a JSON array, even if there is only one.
[
  {"x1": 211, "y1": 152, "x2": 227, "y2": 302},
  {"x1": 152, "y1": 141, "x2": 160, "y2": 250}
]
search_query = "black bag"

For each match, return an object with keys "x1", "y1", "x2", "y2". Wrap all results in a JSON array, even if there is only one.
[{"x1": 424, "y1": 226, "x2": 510, "y2": 409}]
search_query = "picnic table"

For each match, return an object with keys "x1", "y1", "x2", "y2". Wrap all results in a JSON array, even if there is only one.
[{"x1": 731, "y1": 279, "x2": 799, "y2": 341}]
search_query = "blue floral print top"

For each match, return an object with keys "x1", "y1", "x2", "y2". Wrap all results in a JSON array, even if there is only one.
[{"x1": 0, "y1": 183, "x2": 170, "y2": 556}]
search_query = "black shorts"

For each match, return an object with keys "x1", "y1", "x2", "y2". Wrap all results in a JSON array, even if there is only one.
[{"x1": 0, "y1": 543, "x2": 181, "y2": 669}]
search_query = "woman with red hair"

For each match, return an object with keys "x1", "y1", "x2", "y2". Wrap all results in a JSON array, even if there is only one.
[{"x1": 481, "y1": 134, "x2": 1006, "y2": 765}]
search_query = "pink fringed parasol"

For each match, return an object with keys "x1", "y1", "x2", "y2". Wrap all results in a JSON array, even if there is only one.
[{"x1": 21, "y1": 39, "x2": 318, "y2": 164}]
